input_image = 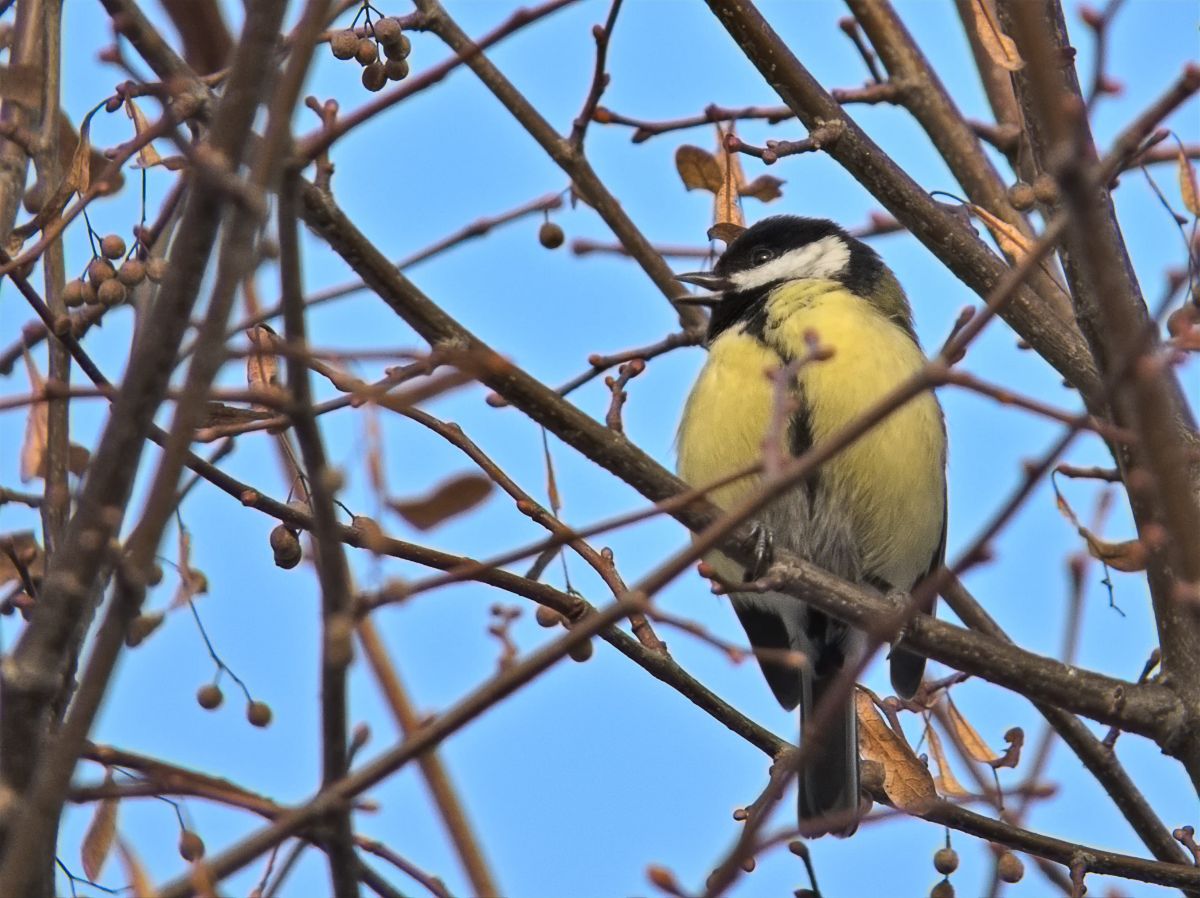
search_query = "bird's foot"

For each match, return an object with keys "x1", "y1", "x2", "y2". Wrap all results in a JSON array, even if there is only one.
[{"x1": 743, "y1": 522, "x2": 775, "y2": 583}]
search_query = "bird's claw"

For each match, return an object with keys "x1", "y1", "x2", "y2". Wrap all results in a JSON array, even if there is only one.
[{"x1": 744, "y1": 522, "x2": 775, "y2": 583}]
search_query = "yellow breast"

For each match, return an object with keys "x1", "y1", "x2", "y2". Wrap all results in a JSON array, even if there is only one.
[{"x1": 676, "y1": 280, "x2": 945, "y2": 589}]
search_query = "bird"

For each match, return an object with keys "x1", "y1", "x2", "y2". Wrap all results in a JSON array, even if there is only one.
[{"x1": 674, "y1": 215, "x2": 946, "y2": 836}]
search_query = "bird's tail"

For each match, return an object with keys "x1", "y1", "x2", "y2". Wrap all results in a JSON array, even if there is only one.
[{"x1": 797, "y1": 672, "x2": 860, "y2": 837}]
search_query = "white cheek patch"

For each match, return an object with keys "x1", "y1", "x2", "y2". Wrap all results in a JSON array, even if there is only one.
[{"x1": 728, "y1": 235, "x2": 851, "y2": 291}]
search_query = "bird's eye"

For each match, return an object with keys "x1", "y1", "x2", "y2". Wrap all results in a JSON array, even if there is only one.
[{"x1": 751, "y1": 248, "x2": 775, "y2": 266}]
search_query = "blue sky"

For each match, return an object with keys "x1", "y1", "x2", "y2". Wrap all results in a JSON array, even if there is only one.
[{"x1": 1, "y1": 1, "x2": 1198, "y2": 896}]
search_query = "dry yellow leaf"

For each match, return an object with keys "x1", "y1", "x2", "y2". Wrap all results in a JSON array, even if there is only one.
[
  {"x1": 117, "y1": 838, "x2": 158, "y2": 898},
  {"x1": 855, "y1": 691, "x2": 937, "y2": 813},
  {"x1": 1082, "y1": 534, "x2": 1148, "y2": 572},
  {"x1": 713, "y1": 126, "x2": 747, "y2": 232},
  {"x1": 19, "y1": 347, "x2": 47, "y2": 483},
  {"x1": 969, "y1": 204, "x2": 1033, "y2": 261},
  {"x1": 81, "y1": 783, "x2": 119, "y2": 881},
  {"x1": 125, "y1": 98, "x2": 164, "y2": 169},
  {"x1": 925, "y1": 721, "x2": 972, "y2": 799},
  {"x1": 944, "y1": 696, "x2": 1000, "y2": 764},
  {"x1": 970, "y1": 0, "x2": 1024, "y2": 71},
  {"x1": 1179, "y1": 147, "x2": 1200, "y2": 217}
]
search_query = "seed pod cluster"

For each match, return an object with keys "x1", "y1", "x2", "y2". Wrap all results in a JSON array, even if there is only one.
[{"x1": 331, "y1": 16, "x2": 411, "y2": 92}]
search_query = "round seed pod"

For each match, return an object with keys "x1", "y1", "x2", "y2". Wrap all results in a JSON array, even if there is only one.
[
  {"x1": 384, "y1": 58, "x2": 409, "y2": 81},
  {"x1": 355, "y1": 37, "x2": 378, "y2": 66},
  {"x1": 63, "y1": 279, "x2": 88, "y2": 307},
  {"x1": 933, "y1": 848, "x2": 959, "y2": 875},
  {"x1": 196, "y1": 683, "x2": 224, "y2": 710},
  {"x1": 246, "y1": 700, "x2": 273, "y2": 728},
  {"x1": 361, "y1": 62, "x2": 387, "y2": 92},
  {"x1": 539, "y1": 221, "x2": 565, "y2": 249},
  {"x1": 270, "y1": 524, "x2": 302, "y2": 569},
  {"x1": 330, "y1": 29, "x2": 358, "y2": 60},
  {"x1": 372, "y1": 17, "x2": 401, "y2": 45},
  {"x1": 117, "y1": 258, "x2": 146, "y2": 286},
  {"x1": 97, "y1": 278, "x2": 127, "y2": 306},
  {"x1": 383, "y1": 32, "x2": 411, "y2": 60},
  {"x1": 996, "y1": 852, "x2": 1024, "y2": 883},
  {"x1": 87, "y1": 257, "x2": 115, "y2": 286},
  {"x1": 100, "y1": 233, "x2": 126, "y2": 259},
  {"x1": 178, "y1": 830, "x2": 205, "y2": 861}
]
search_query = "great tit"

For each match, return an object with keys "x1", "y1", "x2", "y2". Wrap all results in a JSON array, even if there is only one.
[{"x1": 675, "y1": 215, "x2": 947, "y2": 836}]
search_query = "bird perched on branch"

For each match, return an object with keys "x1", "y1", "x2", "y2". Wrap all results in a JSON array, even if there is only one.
[{"x1": 675, "y1": 215, "x2": 946, "y2": 836}]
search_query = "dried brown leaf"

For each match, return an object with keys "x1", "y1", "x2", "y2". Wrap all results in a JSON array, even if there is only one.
[
  {"x1": 541, "y1": 432, "x2": 561, "y2": 516},
  {"x1": 125, "y1": 98, "x2": 164, "y2": 169},
  {"x1": 19, "y1": 347, "x2": 47, "y2": 483},
  {"x1": 66, "y1": 109, "x2": 93, "y2": 196},
  {"x1": 1179, "y1": 146, "x2": 1200, "y2": 217},
  {"x1": 944, "y1": 696, "x2": 1000, "y2": 763},
  {"x1": 925, "y1": 722, "x2": 972, "y2": 798},
  {"x1": 675, "y1": 145, "x2": 723, "y2": 193},
  {"x1": 1052, "y1": 476, "x2": 1145, "y2": 571},
  {"x1": 365, "y1": 407, "x2": 387, "y2": 496},
  {"x1": 988, "y1": 726, "x2": 1024, "y2": 770},
  {"x1": 740, "y1": 174, "x2": 786, "y2": 202},
  {"x1": 0, "y1": 531, "x2": 43, "y2": 587},
  {"x1": 969, "y1": 204, "x2": 1033, "y2": 261},
  {"x1": 245, "y1": 324, "x2": 282, "y2": 407},
  {"x1": 970, "y1": 0, "x2": 1024, "y2": 71},
  {"x1": 707, "y1": 222, "x2": 746, "y2": 243},
  {"x1": 713, "y1": 126, "x2": 746, "y2": 231},
  {"x1": 1083, "y1": 534, "x2": 1148, "y2": 572},
  {"x1": 855, "y1": 691, "x2": 937, "y2": 812},
  {"x1": 117, "y1": 838, "x2": 158, "y2": 898},
  {"x1": 388, "y1": 473, "x2": 493, "y2": 530},
  {"x1": 81, "y1": 780, "x2": 119, "y2": 880}
]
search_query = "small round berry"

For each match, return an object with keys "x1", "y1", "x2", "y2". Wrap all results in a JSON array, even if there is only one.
[
  {"x1": 87, "y1": 257, "x2": 115, "y2": 285},
  {"x1": 384, "y1": 58, "x2": 409, "y2": 81},
  {"x1": 196, "y1": 683, "x2": 224, "y2": 710},
  {"x1": 996, "y1": 852, "x2": 1024, "y2": 883},
  {"x1": 568, "y1": 637, "x2": 594, "y2": 662},
  {"x1": 178, "y1": 830, "x2": 205, "y2": 861},
  {"x1": 355, "y1": 38, "x2": 378, "y2": 66},
  {"x1": 361, "y1": 62, "x2": 387, "y2": 92},
  {"x1": 117, "y1": 259, "x2": 146, "y2": 286},
  {"x1": 930, "y1": 879, "x2": 954, "y2": 898},
  {"x1": 100, "y1": 233, "x2": 126, "y2": 259},
  {"x1": 97, "y1": 278, "x2": 127, "y2": 306},
  {"x1": 330, "y1": 29, "x2": 358, "y2": 60},
  {"x1": 933, "y1": 847, "x2": 959, "y2": 875},
  {"x1": 539, "y1": 221, "x2": 565, "y2": 249},
  {"x1": 247, "y1": 700, "x2": 273, "y2": 728},
  {"x1": 372, "y1": 17, "x2": 401, "y2": 45},
  {"x1": 383, "y1": 32, "x2": 411, "y2": 60},
  {"x1": 1032, "y1": 172, "x2": 1059, "y2": 204},
  {"x1": 63, "y1": 279, "x2": 88, "y2": 307},
  {"x1": 81, "y1": 280, "x2": 101, "y2": 305},
  {"x1": 535, "y1": 605, "x2": 564, "y2": 628},
  {"x1": 270, "y1": 524, "x2": 303, "y2": 569},
  {"x1": 1007, "y1": 181, "x2": 1035, "y2": 211}
]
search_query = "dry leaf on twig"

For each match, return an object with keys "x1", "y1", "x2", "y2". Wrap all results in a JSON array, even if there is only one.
[
  {"x1": 855, "y1": 691, "x2": 937, "y2": 812},
  {"x1": 81, "y1": 776, "x2": 119, "y2": 880},
  {"x1": 970, "y1": 0, "x2": 1024, "y2": 71},
  {"x1": 925, "y1": 722, "x2": 972, "y2": 798},
  {"x1": 389, "y1": 473, "x2": 493, "y2": 530}
]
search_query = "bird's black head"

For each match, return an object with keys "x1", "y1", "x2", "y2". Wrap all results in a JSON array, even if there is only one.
[{"x1": 676, "y1": 215, "x2": 892, "y2": 341}]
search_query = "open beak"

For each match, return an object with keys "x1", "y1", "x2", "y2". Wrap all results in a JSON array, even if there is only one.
[{"x1": 675, "y1": 270, "x2": 733, "y2": 306}]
